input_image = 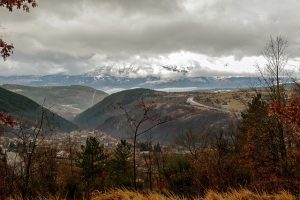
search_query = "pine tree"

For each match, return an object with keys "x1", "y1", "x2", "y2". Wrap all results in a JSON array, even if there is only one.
[
  {"x1": 76, "y1": 137, "x2": 106, "y2": 196},
  {"x1": 110, "y1": 140, "x2": 132, "y2": 187},
  {"x1": 154, "y1": 143, "x2": 161, "y2": 153},
  {"x1": 238, "y1": 94, "x2": 282, "y2": 185}
]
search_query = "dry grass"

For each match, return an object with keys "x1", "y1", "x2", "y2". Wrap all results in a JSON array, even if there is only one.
[
  {"x1": 7, "y1": 196, "x2": 65, "y2": 200},
  {"x1": 7, "y1": 190, "x2": 296, "y2": 200},
  {"x1": 201, "y1": 190, "x2": 295, "y2": 200},
  {"x1": 92, "y1": 190, "x2": 179, "y2": 200},
  {"x1": 92, "y1": 189, "x2": 296, "y2": 200}
]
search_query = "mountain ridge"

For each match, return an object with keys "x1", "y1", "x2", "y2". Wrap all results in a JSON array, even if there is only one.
[
  {"x1": 74, "y1": 88, "x2": 159, "y2": 129},
  {"x1": 2, "y1": 84, "x2": 108, "y2": 120},
  {"x1": 0, "y1": 74, "x2": 284, "y2": 93},
  {"x1": 0, "y1": 86, "x2": 77, "y2": 132}
]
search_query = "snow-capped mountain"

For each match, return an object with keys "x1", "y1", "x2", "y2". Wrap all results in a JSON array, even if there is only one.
[{"x1": 0, "y1": 68, "x2": 294, "y2": 93}]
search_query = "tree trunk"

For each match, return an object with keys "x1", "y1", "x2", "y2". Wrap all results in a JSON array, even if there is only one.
[{"x1": 133, "y1": 132, "x2": 137, "y2": 190}]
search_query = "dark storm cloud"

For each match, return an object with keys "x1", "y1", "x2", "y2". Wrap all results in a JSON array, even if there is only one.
[{"x1": 0, "y1": 0, "x2": 300, "y2": 75}]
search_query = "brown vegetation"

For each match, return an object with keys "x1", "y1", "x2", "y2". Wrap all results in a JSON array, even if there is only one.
[
  {"x1": 5, "y1": 190, "x2": 296, "y2": 200},
  {"x1": 11, "y1": 190, "x2": 295, "y2": 200}
]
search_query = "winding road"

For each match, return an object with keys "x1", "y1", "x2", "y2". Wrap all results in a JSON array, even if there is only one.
[{"x1": 186, "y1": 97, "x2": 231, "y2": 113}]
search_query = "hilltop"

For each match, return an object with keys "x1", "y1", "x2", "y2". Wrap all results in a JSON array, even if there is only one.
[{"x1": 74, "y1": 88, "x2": 159, "y2": 128}]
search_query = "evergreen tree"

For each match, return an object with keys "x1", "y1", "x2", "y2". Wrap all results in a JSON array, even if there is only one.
[
  {"x1": 238, "y1": 94, "x2": 282, "y2": 184},
  {"x1": 110, "y1": 140, "x2": 132, "y2": 187},
  {"x1": 76, "y1": 137, "x2": 106, "y2": 195},
  {"x1": 162, "y1": 155, "x2": 194, "y2": 195},
  {"x1": 154, "y1": 143, "x2": 161, "y2": 153}
]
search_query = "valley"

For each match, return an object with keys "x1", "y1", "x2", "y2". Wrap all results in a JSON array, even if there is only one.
[
  {"x1": 0, "y1": 84, "x2": 252, "y2": 144},
  {"x1": 0, "y1": 80, "x2": 298, "y2": 199},
  {"x1": 0, "y1": 87, "x2": 77, "y2": 132},
  {"x1": 2, "y1": 84, "x2": 108, "y2": 120}
]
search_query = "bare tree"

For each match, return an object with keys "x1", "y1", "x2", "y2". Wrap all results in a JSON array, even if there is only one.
[
  {"x1": 13, "y1": 108, "x2": 48, "y2": 199},
  {"x1": 256, "y1": 35, "x2": 289, "y2": 172},
  {"x1": 257, "y1": 36, "x2": 288, "y2": 102},
  {"x1": 142, "y1": 149, "x2": 154, "y2": 190},
  {"x1": 176, "y1": 129, "x2": 209, "y2": 161},
  {"x1": 121, "y1": 98, "x2": 169, "y2": 190},
  {"x1": 64, "y1": 134, "x2": 78, "y2": 173}
]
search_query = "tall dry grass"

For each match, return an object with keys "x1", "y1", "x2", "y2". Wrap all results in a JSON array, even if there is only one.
[
  {"x1": 7, "y1": 190, "x2": 296, "y2": 200},
  {"x1": 201, "y1": 190, "x2": 295, "y2": 200},
  {"x1": 92, "y1": 189, "x2": 296, "y2": 200}
]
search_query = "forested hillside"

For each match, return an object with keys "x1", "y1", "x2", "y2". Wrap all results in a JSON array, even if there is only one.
[
  {"x1": 74, "y1": 88, "x2": 158, "y2": 128},
  {"x1": 2, "y1": 84, "x2": 107, "y2": 120},
  {"x1": 0, "y1": 87, "x2": 77, "y2": 132}
]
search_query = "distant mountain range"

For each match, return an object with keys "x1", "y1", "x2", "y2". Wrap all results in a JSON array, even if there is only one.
[
  {"x1": 0, "y1": 73, "x2": 286, "y2": 93},
  {"x1": 0, "y1": 87, "x2": 77, "y2": 132}
]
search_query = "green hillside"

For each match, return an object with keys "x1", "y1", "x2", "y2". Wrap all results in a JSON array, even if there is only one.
[
  {"x1": 74, "y1": 88, "x2": 158, "y2": 128},
  {"x1": 0, "y1": 87, "x2": 77, "y2": 132},
  {"x1": 2, "y1": 84, "x2": 108, "y2": 120}
]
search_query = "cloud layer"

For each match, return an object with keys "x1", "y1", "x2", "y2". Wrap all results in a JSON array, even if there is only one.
[{"x1": 0, "y1": 0, "x2": 299, "y2": 76}]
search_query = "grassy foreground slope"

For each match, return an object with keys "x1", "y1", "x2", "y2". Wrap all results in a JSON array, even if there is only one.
[
  {"x1": 0, "y1": 87, "x2": 77, "y2": 132},
  {"x1": 2, "y1": 84, "x2": 108, "y2": 120},
  {"x1": 10, "y1": 190, "x2": 294, "y2": 200},
  {"x1": 92, "y1": 190, "x2": 294, "y2": 200}
]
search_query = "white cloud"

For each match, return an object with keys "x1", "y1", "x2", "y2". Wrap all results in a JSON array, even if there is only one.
[{"x1": 0, "y1": 0, "x2": 300, "y2": 77}]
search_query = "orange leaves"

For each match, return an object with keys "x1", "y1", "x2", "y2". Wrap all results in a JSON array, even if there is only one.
[
  {"x1": 0, "y1": 0, "x2": 37, "y2": 12},
  {"x1": 0, "y1": 112, "x2": 14, "y2": 127},
  {"x1": 0, "y1": 39, "x2": 14, "y2": 61},
  {"x1": 269, "y1": 93, "x2": 300, "y2": 133}
]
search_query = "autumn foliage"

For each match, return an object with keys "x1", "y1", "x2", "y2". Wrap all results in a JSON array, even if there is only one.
[
  {"x1": 269, "y1": 92, "x2": 300, "y2": 135},
  {"x1": 0, "y1": 0, "x2": 37, "y2": 12},
  {"x1": 0, "y1": 39, "x2": 14, "y2": 61},
  {"x1": 0, "y1": 112, "x2": 13, "y2": 127}
]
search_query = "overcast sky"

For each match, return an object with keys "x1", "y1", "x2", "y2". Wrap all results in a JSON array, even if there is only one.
[{"x1": 0, "y1": 0, "x2": 300, "y2": 77}]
